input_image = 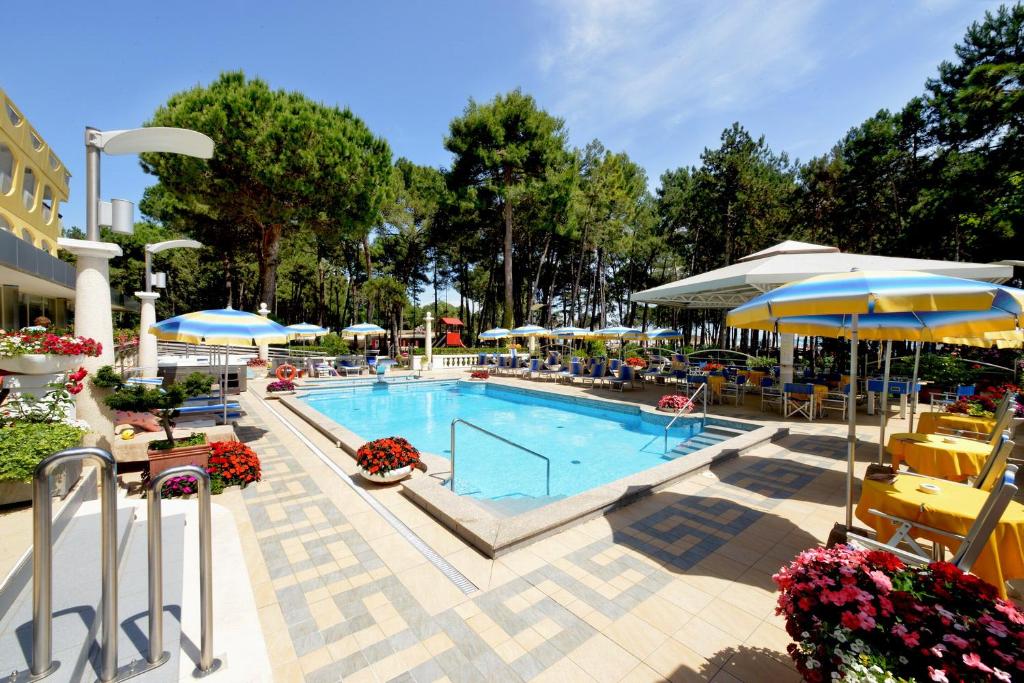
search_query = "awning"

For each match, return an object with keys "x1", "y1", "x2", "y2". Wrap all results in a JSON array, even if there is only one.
[{"x1": 440, "y1": 317, "x2": 464, "y2": 326}]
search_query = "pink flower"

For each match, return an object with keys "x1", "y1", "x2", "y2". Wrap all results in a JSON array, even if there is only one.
[
  {"x1": 840, "y1": 611, "x2": 860, "y2": 630},
  {"x1": 928, "y1": 667, "x2": 949, "y2": 682},
  {"x1": 993, "y1": 668, "x2": 1011, "y2": 682},
  {"x1": 867, "y1": 569, "x2": 892, "y2": 592},
  {"x1": 942, "y1": 633, "x2": 969, "y2": 649},
  {"x1": 962, "y1": 653, "x2": 993, "y2": 673},
  {"x1": 930, "y1": 644, "x2": 946, "y2": 658}
]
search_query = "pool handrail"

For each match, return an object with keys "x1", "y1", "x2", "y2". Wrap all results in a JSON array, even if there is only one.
[
  {"x1": 664, "y1": 382, "x2": 708, "y2": 452},
  {"x1": 450, "y1": 418, "x2": 551, "y2": 497}
]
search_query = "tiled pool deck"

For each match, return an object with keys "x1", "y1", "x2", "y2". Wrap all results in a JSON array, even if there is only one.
[{"x1": 221, "y1": 376, "x2": 889, "y2": 682}]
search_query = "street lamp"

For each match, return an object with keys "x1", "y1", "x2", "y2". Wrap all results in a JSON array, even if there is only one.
[
  {"x1": 58, "y1": 126, "x2": 214, "y2": 447},
  {"x1": 137, "y1": 239, "x2": 203, "y2": 375}
]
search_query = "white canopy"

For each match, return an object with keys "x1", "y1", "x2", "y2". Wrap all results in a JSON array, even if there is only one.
[{"x1": 631, "y1": 241, "x2": 1012, "y2": 309}]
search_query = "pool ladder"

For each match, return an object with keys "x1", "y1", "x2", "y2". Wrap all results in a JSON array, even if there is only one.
[
  {"x1": 664, "y1": 382, "x2": 708, "y2": 452},
  {"x1": 450, "y1": 419, "x2": 551, "y2": 496}
]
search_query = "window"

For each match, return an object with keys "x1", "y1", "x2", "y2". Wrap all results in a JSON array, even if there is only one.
[
  {"x1": 5, "y1": 102, "x2": 21, "y2": 126},
  {"x1": 48, "y1": 152, "x2": 59, "y2": 170},
  {"x1": 22, "y1": 167, "x2": 36, "y2": 209},
  {"x1": 30, "y1": 132, "x2": 42, "y2": 151},
  {"x1": 0, "y1": 214, "x2": 10, "y2": 231},
  {"x1": 0, "y1": 144, "x2": 12, "y2": 194},
  {"x1": 42, "y1": 187, "x2": 53, "y2": 222},
  {"x1": 63, "y1": 170, "x2": 71, "y2": 188},
  {"x1": 21, "y1": 228, "x2": 32, "y2": 242},
  {"x1": 40, "y1": 239, "x2": 52, "y2": 254}
]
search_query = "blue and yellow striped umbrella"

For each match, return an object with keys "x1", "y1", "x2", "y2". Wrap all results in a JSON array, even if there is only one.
[
  {"x1": 761, "y1": 310, "x2": 1020, "y2": 341},
  {"x1": 547, "y1": 326, "x2": 593, "y2": 338},
  {"x1": 285, "y1": 322, "x2": 330, "y2": 338},
  {"x1": 150, "y1": 307, "x2": 289, "y2": 345},
  {"x1": 727, "y1": 270, "x2": 1009, "y2": 328},
  {"x1": 509, "y1": 325, "x2": 550, "y2": 337},
  {"x1": 479, "y1": 328, "x2": 510, "y2": 340}
]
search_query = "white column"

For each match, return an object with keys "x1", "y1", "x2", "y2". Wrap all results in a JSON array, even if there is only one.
[
  {"x1": 779, "y1": 333, "x2": 795, "y2": 385},
  {"x1": 257, "y1": 302, "x2": 270, "y2": 361},
  {"x1": 424, "y1": 313, "x2": 433, "y2": 371},
  {"x1": 59, "y1": 237, "x2": 122, "y2": 449},
  {"x1": 135, "y1": 291, "x2": 160, "y2": 376}
]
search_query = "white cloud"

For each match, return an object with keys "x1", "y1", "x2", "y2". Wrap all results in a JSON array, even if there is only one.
[{"x1": 537, "y1": 0, "x2": 826, "y2": 135}]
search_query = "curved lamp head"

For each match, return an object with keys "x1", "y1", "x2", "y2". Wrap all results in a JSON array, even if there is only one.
[
  {"x1": 146, "y1": 239, "x2": 203, "y2": 254},
  {"x1": 89, "y1": 127, "x2": 214, "y2": 159}
]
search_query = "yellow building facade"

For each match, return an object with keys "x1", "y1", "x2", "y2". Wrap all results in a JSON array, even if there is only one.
[{"x1": 0, "y1": 87, "x2": 70, "y2": 256}]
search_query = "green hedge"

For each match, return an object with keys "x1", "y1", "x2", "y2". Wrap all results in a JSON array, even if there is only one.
[{"x1": 0, "y1": 423, "x2": 86, "y2": 483}]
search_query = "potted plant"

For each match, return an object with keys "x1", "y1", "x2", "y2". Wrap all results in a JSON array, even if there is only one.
[
  {"x1": 0, "y1": 421, "x2": 88, "y2": 505},
  {"x1": 144, "y1": 440, "x2": 263, "y2": 498},
  {"x1": 657, "y1": 394, "x2": 694, "y2": 413},
  {"x1": 469, "y1": 370, "x2": 489, "y2": 381},
  {"x1": 266, "y1": 379, "x2": 296, "y2": 396},
  {"x1": 356, "y1": 436, "x2": 420, "y2": 484},
  {"x1": 0, "y1": 330, "x2": 102, "y2": 374},
  {"x1": 102, "y1": 370, "x2": 216, "y2": 477},
  {"x1": 625, "y1": 357, "x2": 647, "y2": 369},
  {"x1": 774, "y1": 545, "x2": 1022, "y2": 683},
  {"x1": 246, "y1": 357, "x2": 268, "y2": 379}
]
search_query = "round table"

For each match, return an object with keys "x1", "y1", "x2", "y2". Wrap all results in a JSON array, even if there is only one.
[
  {"x1": 888, "y1": 434, "x2": 993, "y2": 482},
  {"x1": 856, "y1": 475, "x2": 1024, "y2": 597},
  {"x1": 915, "y1": 412, "x2": 997, "y2": 436}
]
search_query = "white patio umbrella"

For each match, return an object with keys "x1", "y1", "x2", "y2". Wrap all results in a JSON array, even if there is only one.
[{"x1": 342, "y1": 322, "x2": 386, "y2": 356}]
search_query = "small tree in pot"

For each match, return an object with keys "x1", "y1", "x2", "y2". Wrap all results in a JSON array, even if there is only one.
[{"x1": 102, "y1": 371, "x2": 215, "y2": 445}]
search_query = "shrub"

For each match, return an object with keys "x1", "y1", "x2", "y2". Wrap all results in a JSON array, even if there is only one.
[
  {"x1": 207, "y1": 441, "x2": 261, "y2": 488},
  {"x1": 103, "y1": 372, "x2": 214, "y2": 443},
  {"x1": 470, "y1": 370, "x2": 489, "y2": 379},
  {"x1": 91, "y1": 365, "x2": 125, "y2": 388},
  {"x1": 246, "y1": 358, "x2": 268, "y2": 368},
  {"x1": 774, "y1": 545, "x2": 1023, "y2": 683},
  {"x1": 658, "y1": 395, "x2": 693, "y2": 412},
  {"x1": 0, "y1": 422, "x2": 86, "y2": 482},
  {"x1": 747, "y1": 356, "x2": 776, "y2": 369},
  {"x1": 356, "y1": 436, "x2": 420, "y2": 475},
  {"x1": 267, "y1": 379, "x2": 295, "y2": 392}
]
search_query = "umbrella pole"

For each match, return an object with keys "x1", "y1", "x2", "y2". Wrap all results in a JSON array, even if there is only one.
[
  {"x1": 878, "y1": 340, "x2": 893, "y2": 464},
  {"x1": 908, "y1": 342, "x2": 921, "y2": 433},
  {"x1": 223, "y1": 344, "x2": 229, "y2": 426},
  {"x1": 846, "y1": 314, "x2": 859, "y2": 528}
]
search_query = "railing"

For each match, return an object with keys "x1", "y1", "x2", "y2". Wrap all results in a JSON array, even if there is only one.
[
  {"x1": 147, "y1": 465, "x2": 219, "y2": 675},
  {"x1": 32, "y1": 447, "x2": 118, "y2": 681},
  {"x1": 450, "y1": 418, "x2": 551, "y2": 496},
  {"x1": 664, "y1": 382, "x2": 708, "y2": 452},
  {"x1": 430, "y1": 354, "x2": 479, "y2": 369}
]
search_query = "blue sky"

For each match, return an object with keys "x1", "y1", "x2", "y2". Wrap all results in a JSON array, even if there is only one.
[{"x1": 3, "y1": 0, "x2": 1005, "y2": 235}]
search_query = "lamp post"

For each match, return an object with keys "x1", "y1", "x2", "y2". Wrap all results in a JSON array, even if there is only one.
[
  {"x1": 59, "y1": 126, "x2": 214, "y2": 447},
  {"x1": 137, "y1": 239, "x2": 203, "y2": 376}
]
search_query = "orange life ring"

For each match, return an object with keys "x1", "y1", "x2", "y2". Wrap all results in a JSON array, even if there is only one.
[{"x1": 276, "y1": 364, "x2": 298, "y2": 381}]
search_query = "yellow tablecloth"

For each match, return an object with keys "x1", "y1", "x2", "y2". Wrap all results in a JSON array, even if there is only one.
[
  {"x1": 915, "y1": 412, "x2": 997, "y2": 436},
  {"x1": 888, "y1": 434, "x2": 992, "y2": 482},
  {"x1": 707, "y1": 375, "x2": 724, "y2": 400},
  {"x1": 738, "y1": 370, "x2": 765, "y2": 386},
  {"x1": 856, "y1": 476, "x2": 1024, "y2": 597}
]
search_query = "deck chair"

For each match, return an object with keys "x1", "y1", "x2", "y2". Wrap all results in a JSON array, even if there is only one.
[
  {"x1": 495, "y1": 356, "x2": 508, "y2": 375},
  {"x1": 930, "y1": 384, "x2": 976, "y2": 412},
  {"x1": 607, "y1": 365, "x2": 636, "y2": 392},
  {"x1": 819, "y1": 384, "x2": 852, "y2": 420},
  {"x1": 891, "y1": 407, "x2": 1013, "y2": 455},
  {"x1": 126, "y1": 377, "x2": 164, "y2": 387},
  {"x1": 522, "y1": 358, "x2": 542, "y2": 379},
  {"x1": 558, "y1": 360, "x2": 585, "y2": 384},
  {"x1": 721, "y1": 375, "x2": 747, "y2": 406},
  {"x1": 608, "y1": 358, "x2": 621, "y2": 374},
  {"x1": 930, "y1": 392, "x2": 1014, "y2": 441},
  {"x1": 760, "y1": 378, "x2": 783, "y2": 413},
  {"x1": 581, "y1": 363, "x2": 605, "y2": 388},
  {"x1": 684, "y1": 375, "x2": 707, "y2": 399},
  {"x1": 784, "y1": 383, "x2": 815, "y2": 421},
  {"x1": 848, "y1": 463, "x2": 1018, "y2": 572}
]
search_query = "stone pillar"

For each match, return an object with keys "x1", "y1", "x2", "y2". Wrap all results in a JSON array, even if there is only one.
[
  {"x1": 59, "y1": 237, "x2": 122, "y2": 449},
  {"x1": 424, "y1": 312, "x2": 433, "y2": 371},
  {"x1": 257, "y1": 302, "x2": 270, "y2": 362},
  {"x1": 135, "y1": 291, "x2": 160, "y2": 376},
  {"x1": 780, "y1": 333, "x2": 795, "y2": 385}
]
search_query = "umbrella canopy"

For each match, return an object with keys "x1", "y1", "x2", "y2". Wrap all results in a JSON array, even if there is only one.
[
  {"x1": 725, "y1": 271, "x2": 1024, "y2": 529},
  {"x1": 593, "y1": 326, "x2": 643, "y2": 338},
  {"x1": 150, "y1": 307, "x2": 289, "y2": 345},
  {"x1": 547, "y1": 326, "x2": 592, "y2": 338},
  {"x1": 342, "y1": 322, "x2": 386, "y2": 336},
  {"x1": 508, "y1": 325, "x2": 550, "y2": 337},
  {"x1": 285, "y1": 322, "x2": 330, "y2": 338},
  {"x1": 479, "y1": 328, "x2": 510, "y2": 340},
  {"x1": 747, "y1": 310, "x2": 1020, "y2": 341},
  {"x1": 644, "y1": 329, "x2": 685, "y2": 340}
]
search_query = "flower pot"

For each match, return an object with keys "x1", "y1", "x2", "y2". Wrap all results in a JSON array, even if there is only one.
[
  {"x1": 358, "y1": 465, "x2": 412, "y2": 484},
  {"x1": 0, "y1": 460, "x2": 82, "y2": 506},
  {"x1": 0, "y1": 354, "x2": 84, "y2": 374},
  {"x1": 147, "y1": 440, "x2": 211, "y2": 479},
  {"x1": 266, "y1": 390, "x2": 296, "y2": 400}
]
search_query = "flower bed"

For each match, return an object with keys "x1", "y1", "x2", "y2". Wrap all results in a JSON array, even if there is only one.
[
  {"x1": 267, "y1": 379, "x2": 295, "y2": 392},
  {"x1": 774, "y1": 545, "x2": 1023, "y2": 682},
  {"x1": 658, "y1": 394, "x2": 693, "y2": 412},
  {"x1": 143, "y1": 440, "x2": 262, "y2": 497},
  {"x1": 470, "y1": 370, "x2": 489, "y2": 380},
  {"x1": 356, "y1": 436, "x2": 420, "y2": 476},
  {"x1": 946, "y1": 383, "x2": 1024, "y2": 419}
]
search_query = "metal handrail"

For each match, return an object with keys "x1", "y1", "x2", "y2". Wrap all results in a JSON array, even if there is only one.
[
  {"x1": 147, "y1": 465, "x2": 218, "y2": 675},
  {"x1": 450, "y1": 419, "x2": 551, "y2": 496},
  {"x1": 664, "y1": 382, "x2": 707, "y2": 452},
  {"x1": 32, "y1": 447, "x2": 118, "y2": 681}
]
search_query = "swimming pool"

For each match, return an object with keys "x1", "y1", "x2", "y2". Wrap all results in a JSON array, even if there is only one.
[{"x1": 299, "y1": 380, "x2": 706, "y2": 501}]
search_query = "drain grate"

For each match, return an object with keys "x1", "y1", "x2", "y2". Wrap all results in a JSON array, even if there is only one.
[{"x1": 257, "y1": 397, "x2": 479, "y2": 594}]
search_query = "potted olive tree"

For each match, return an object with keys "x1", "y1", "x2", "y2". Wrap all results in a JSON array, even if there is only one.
[{"x1": 102, "y1": 371, "x2": 216, "y2": 476}]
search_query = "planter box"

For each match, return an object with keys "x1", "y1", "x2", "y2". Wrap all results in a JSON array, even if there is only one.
[
  {"x1": 0, "y1": 459, "x2": 83, "y2": 507},
  {"x1": 358, "y1": 465, "x2": 412, "y2": 485},
  {"x1": 148, "y1": 441, "x2": 211, "y2": 479},
  {"x1": 0, "y1": 354, "x2": 84, "y2": 375}
]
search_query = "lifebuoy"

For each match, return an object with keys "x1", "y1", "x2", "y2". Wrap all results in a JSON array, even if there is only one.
[{"x1": 276, "y1": 364, "x2": 298, "y2": 381}]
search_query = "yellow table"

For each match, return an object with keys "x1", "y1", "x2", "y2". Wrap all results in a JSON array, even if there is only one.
[
  {"x1": 888, "y1": 434, "x2": 992, "y2": 482},
  {"x1": 738, "y1": 370, "x2": 765, "y2": 387},
  {"x1": 707, "y1": 375, "x2": 724, "y2": 402},
  {"x1": 856, "y1": 476, "x2": 1024, "y2": 597},
  {"x1": 915, "y1": 412, "x2": 997, "y2": 437}
]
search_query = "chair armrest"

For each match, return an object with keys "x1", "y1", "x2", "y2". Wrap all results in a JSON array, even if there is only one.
[
  {"x1": 866, "y1": 508, "x2": 966, "y2": 542},
  {"x1": 934, "y1": 426, "x2": 988, "y2": 441},
  {"x1": 846, "y1": 533, "x2": 930, "y2": 566}
]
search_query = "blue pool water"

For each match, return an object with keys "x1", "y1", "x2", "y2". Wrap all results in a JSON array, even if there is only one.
[{"x1": 299, "y1": 380, "x2": 702, "y2": 501}]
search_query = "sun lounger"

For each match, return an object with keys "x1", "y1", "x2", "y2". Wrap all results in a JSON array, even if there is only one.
[
  {"x1": 580, "y1": 363, "x2": 605, "y2": 388},
  {"x1": 607, "y1": 365, "x2": 635, "y2": 392}
]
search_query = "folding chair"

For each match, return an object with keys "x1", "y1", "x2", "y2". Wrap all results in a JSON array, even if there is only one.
[
  {"x1": 930, "y1": 384, "x2": 976, "y2": 412},
  {"x1": 819, "y1": 383, "x2": 852, "y2": 420},
  {"x1": 783, "y1": 383, "x2": 816, "y2": 421},
  {"x1": 720, "y1": 375, "x2": 747, "y2": 406},
  {"x1": 848, "y1": 463, "x2": 1018, "y2": 572},
  {"x1": 760, "y1": 378, "x2": 783, "y2": 413}
]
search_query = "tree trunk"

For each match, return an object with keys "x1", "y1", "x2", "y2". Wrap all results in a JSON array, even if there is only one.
[
  {"x1": 502, "y1": 168, "x2": 515, "y2": 328},
  {"x1": 526, "y1": 233, "x2": 551, "y2": 325},
  {"x1": 258, "y1": 223, "x2": 284, "y2": 306},
  {"x1": 223, "y1": 253, "x2": 234, "y2": 309}
]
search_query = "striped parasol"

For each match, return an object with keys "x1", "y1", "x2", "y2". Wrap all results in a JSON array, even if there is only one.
[
  {"x1": 508, "y1": 325, "x2": 550, "y2": 337},
  {"x1": 285, "y1": 322, "x2": 330, "y2": 338},
  {"x1": 479, "y1": 328, "x2": 510, "y2": 340}
]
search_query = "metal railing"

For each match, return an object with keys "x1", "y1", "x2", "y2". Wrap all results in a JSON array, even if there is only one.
[
  {"x1": 32, "y1": 447, "x2": 118, "y2": 681},
  {"x1": 147, "y1": 465, "x2": 218, "y2": 676},
  {"x1": 450, "y1": 419, "x2": 551, "y2": 496},
  {"x1": 664, "y1": 382, "x2": 708, "y2": 452}
]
